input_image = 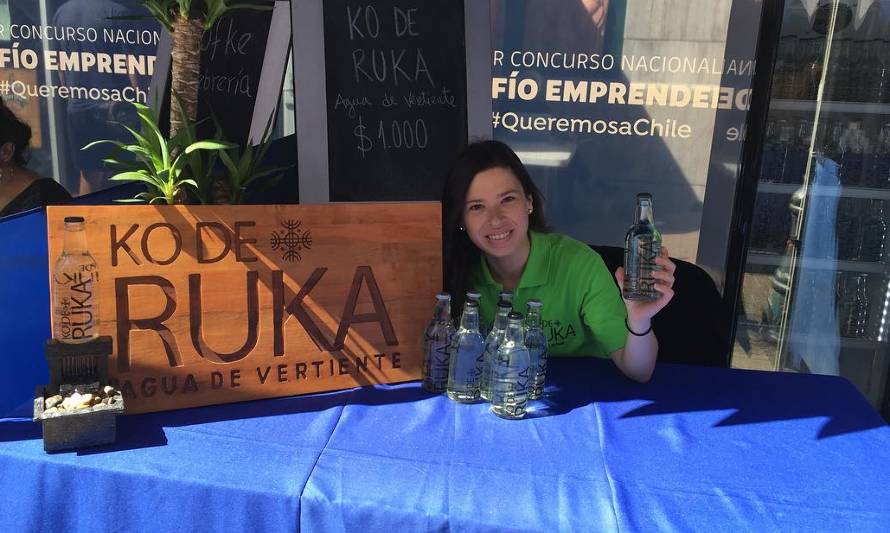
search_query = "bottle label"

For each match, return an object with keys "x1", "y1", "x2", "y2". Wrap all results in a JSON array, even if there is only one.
[
  {"x1": 54, "y1": 264, "x2": 98, "y2": 341},
  {"x1": 624, "y1": 235, "x2": 661, "y2": 299},
  {"x1": 422, "y1": 336, "x2": 451, "y2": 389}
]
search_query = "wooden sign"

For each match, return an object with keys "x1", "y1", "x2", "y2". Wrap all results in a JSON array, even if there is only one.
[{"x1": 45, "y1": 203, "x2": 441, "y2": 414}]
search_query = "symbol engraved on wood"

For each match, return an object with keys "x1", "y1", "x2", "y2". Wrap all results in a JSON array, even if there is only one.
[{"x1": 270, "y1": 220, "x2": 312, "y2": 262}]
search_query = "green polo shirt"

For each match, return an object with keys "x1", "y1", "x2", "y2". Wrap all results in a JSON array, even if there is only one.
[{"x1": 471, "y1": 231, "x2": 627, "y2": 358}]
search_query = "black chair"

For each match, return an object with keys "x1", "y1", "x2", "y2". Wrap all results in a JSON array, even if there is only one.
[{"x1": 590, "y1": 245, "x2": 731, "y2": 368}]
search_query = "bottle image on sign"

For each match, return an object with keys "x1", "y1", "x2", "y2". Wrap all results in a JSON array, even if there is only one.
[
  {"x1": 446, "y1": 299, "x2": 486, "y2": 403},
  {"x1": 422, "y1": 292, "x2": 456, "y2": 393},
  {"x1": 623, "y1": 193, "x2": 662, "y2": 301},
  {"x1": 490, "y1": 312, "x2": 531, "y2": 420},
  {"x1": 53, "y1": 216, "x2": 99, "y2": 343}
]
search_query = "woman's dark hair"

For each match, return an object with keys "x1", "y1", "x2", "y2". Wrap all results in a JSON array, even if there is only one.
[
  {"x1": 442, "y1": 139, "x2": 548, "y2": 316},
  {"x1": 0, "y1": 96, "x2": 31, "y2": 166}
]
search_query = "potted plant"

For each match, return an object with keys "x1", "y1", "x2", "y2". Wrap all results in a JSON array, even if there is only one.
[
  {"x1": 95, "y1": 1, "x2": 285, "y2": 204},
  {"x1": 84, "y1": 100, "x2": 232, "y2": 204},
  {"x1": 133, "y1": 0, "x2": 273, "y2": 138}
]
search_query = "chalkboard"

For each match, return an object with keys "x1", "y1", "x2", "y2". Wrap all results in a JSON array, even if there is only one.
[
  {"x1": 323, "y1": 0, "x2": 468, "y2": 201},
  {"x1": 195, "y1": 8, "x2": 272, "y2": 141}
]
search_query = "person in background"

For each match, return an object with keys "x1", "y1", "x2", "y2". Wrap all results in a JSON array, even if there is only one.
[
  {"x1": 443, "y1": 140, "x2": 676, "y2": 382},
  {"x1": 0, "y1": 97, "x2": 71, "y2": 218},
  {"x1": 52, "y1": 0, "x2": 155, "y2": 195}
]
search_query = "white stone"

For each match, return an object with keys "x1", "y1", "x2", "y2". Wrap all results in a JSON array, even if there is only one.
[{"x1": 45, "y1": 395, "x2": 63, "y2": 409}]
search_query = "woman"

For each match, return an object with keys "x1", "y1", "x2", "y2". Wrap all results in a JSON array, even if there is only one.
[
  {"x1": 0, "y1": 97, "x2": 71, "y2": 218},
  {"x1": 443, "y1": 140, "x2": 675, "y2": 382}
]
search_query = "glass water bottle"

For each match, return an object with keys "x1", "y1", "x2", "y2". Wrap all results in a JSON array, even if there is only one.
[
  {"x1": 53, "y1": 216, "x2": 100, "y2": 343},
  {"x1": 623, "y1": 193, "x2": 662, "y2": 301},
  {"x1": 480, "y1": 301, "x2": 512, "y2": 401},
  {"x1": 490, "y1": 312, "x2": 531, "y2": 420},
  {"x1": 422, "y1": 293, "x2": 455, "y2": 392},
  {"x1": 446, "y1": 300, "x2": 486, "y2": 402},
  {"x1": 524, "y1": 300, "x2": 548, "y2": 400}
]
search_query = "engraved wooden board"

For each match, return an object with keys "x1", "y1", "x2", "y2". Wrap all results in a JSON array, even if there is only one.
[{"x1": 46, "y1": 203, "x2": 441, "y2": 413}]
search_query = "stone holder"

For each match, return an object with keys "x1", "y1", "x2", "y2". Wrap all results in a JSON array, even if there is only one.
[
  {"x1": 33, "y1": 385, "x2": 125, "y2": 452},
  {"x1": 33, "y1": 336, "x2": 125, "y2": 452}
]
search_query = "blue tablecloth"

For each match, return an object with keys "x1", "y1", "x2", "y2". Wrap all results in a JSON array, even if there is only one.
[{"x1": 2, "y1": 358, "x2": 889, "y2": 532}]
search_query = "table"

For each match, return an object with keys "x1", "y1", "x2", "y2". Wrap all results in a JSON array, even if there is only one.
[{"x1": 2, "y1": 358, "x2": 889, "y2": 532}]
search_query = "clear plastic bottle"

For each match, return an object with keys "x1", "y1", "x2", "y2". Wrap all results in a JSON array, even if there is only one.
[
  {"x1": 421, "y1": 293, "x2": 455, "y2": 393},
  {"x1": 446, "y1": 300, "x2": 485, "y2": 402},
  {"x1": 623, "y1": 193, "x2": 662, "y2": 301},
  {"x1": 53, "y1": 216, "x2": 99, "y2": 343},
  {"x1": 490, "y1": 312, "x2": 531, "y2": 420},
  {"x1": 480, "y1": 301, "x2": 512, "y2": 401},
  {"x1": 857, "y1": 199, "x2": 887, "y2": 263},
  {"x1": 839, "y1": 273, "x2": 870, "y2": 338},
  {"x1": 524, "y1": 300, "x2": 548, "y2": 400}
]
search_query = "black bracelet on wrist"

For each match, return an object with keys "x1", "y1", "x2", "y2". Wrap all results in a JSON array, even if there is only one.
[{"x1": 625, "y1": 317, "x2": 652, "y2": 337}]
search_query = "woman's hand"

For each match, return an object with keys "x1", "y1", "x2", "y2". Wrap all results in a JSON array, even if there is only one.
[{"x1": 615, "y1": 245, "x2": 676, "y2": 326}]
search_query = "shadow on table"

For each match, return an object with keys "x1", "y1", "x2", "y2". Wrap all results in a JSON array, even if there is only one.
[
  {"x1": 76, "y1": 384, "x2": 438, "y2": 455},
  {"x1": 0, "y1": 418, "x2": 43, "y2": 442},
  {"x1": 586, "y1": 361, "x2": 887, "y2": 439},
  {"x1": 0, "y1": 382, "x2": 435, "y2": 453},
  {"x1": 4, "y1": 361, "x2": 885, "y2": 450}
]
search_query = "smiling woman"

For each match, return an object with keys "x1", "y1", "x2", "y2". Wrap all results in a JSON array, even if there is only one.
[{"x1": 442, "y1": 140, "x2": 677, "y2": 382}]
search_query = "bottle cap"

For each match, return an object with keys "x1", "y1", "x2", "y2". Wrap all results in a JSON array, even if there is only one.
[
  {"x1": 636, "y1": 192, "x2": 652, "y2": 200},
  {"x1": 527, "y1": 299, "x2": 542, "y2": 308},
  {"x1": 496, "y1": 301, "x2": 512, "y2": 310},
  {"x1": 466, "y1": 291, "x2": 481, "y2": 300},
  {"x1": 435, "y1": 292, "x2": 451, "y2": 301},
  {"x1": 64, "y1": 216, "x2": 85, "y2": 223}
]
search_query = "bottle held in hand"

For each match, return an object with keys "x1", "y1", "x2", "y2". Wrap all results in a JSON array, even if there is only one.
[
  {"x1": 490, "y1": 312, "x2": 531, "y2": 420},
  {"x1": 524, "y1": 300, "x2": 548, "y2": 400},
  {"x1": 53, "y1": 216, "x2": 99, "y2": 343},
  {"x1": 446, "y1": 300, "x2": 486, "y2": 402},
  {"x1": 623, "y1": 193, "x2": 662, "y2": 301},
  {"x1": 422, "y1": 293, "x2": 455, "y2": 393}
]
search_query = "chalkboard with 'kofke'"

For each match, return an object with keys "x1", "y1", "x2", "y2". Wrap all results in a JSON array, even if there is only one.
[
  {"x1": 323, "y1": 0, "x2": 468, "y2": 201},
  {"x1": 196, "y1": 8, "x2": 273, "y2": 143}
]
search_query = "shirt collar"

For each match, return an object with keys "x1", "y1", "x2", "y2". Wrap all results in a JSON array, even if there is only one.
[{"x1": 478, "y1": 230, "x2": 551, "y2": 289}]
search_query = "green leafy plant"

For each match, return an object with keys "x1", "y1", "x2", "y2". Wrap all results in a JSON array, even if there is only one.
[
  {"x1": 213, "y1": 115, "x2": 290, "y2": 204},
  {"x1": 84, "y1": 102, "x2": 234, "y2": 204}
]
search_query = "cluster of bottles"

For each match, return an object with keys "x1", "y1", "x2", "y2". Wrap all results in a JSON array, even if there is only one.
[
  {"x1": 837, "y1": 198, "x2": 888, "y2": 263},
  {"x1": 52, "y1": 216, "x2": 100, "y2": 344},
  {"x1": 760, "y1": 119, "x2": 890, "y2": 188},
  {"x1": 823, "y1": 121, "x2": 890, "y2": 188},
  {"x1": 771, "y1": 36, "x2": 825, "y2": 101},
  {"x1": 760, "y1": 118, "x2": 812, "y2": 184},
  {"x1": 835, "y1": 271, "x2": 890, "y2": 343},
  {"x1": 772, "y1": 36, "x2": 890, "y2": 104},
  {"x1": 750, "y1": 194, "x2": 794, "y2": 255},
  {"x1": 421, "y1": 291, "x2": 549, "y2": 420}
]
